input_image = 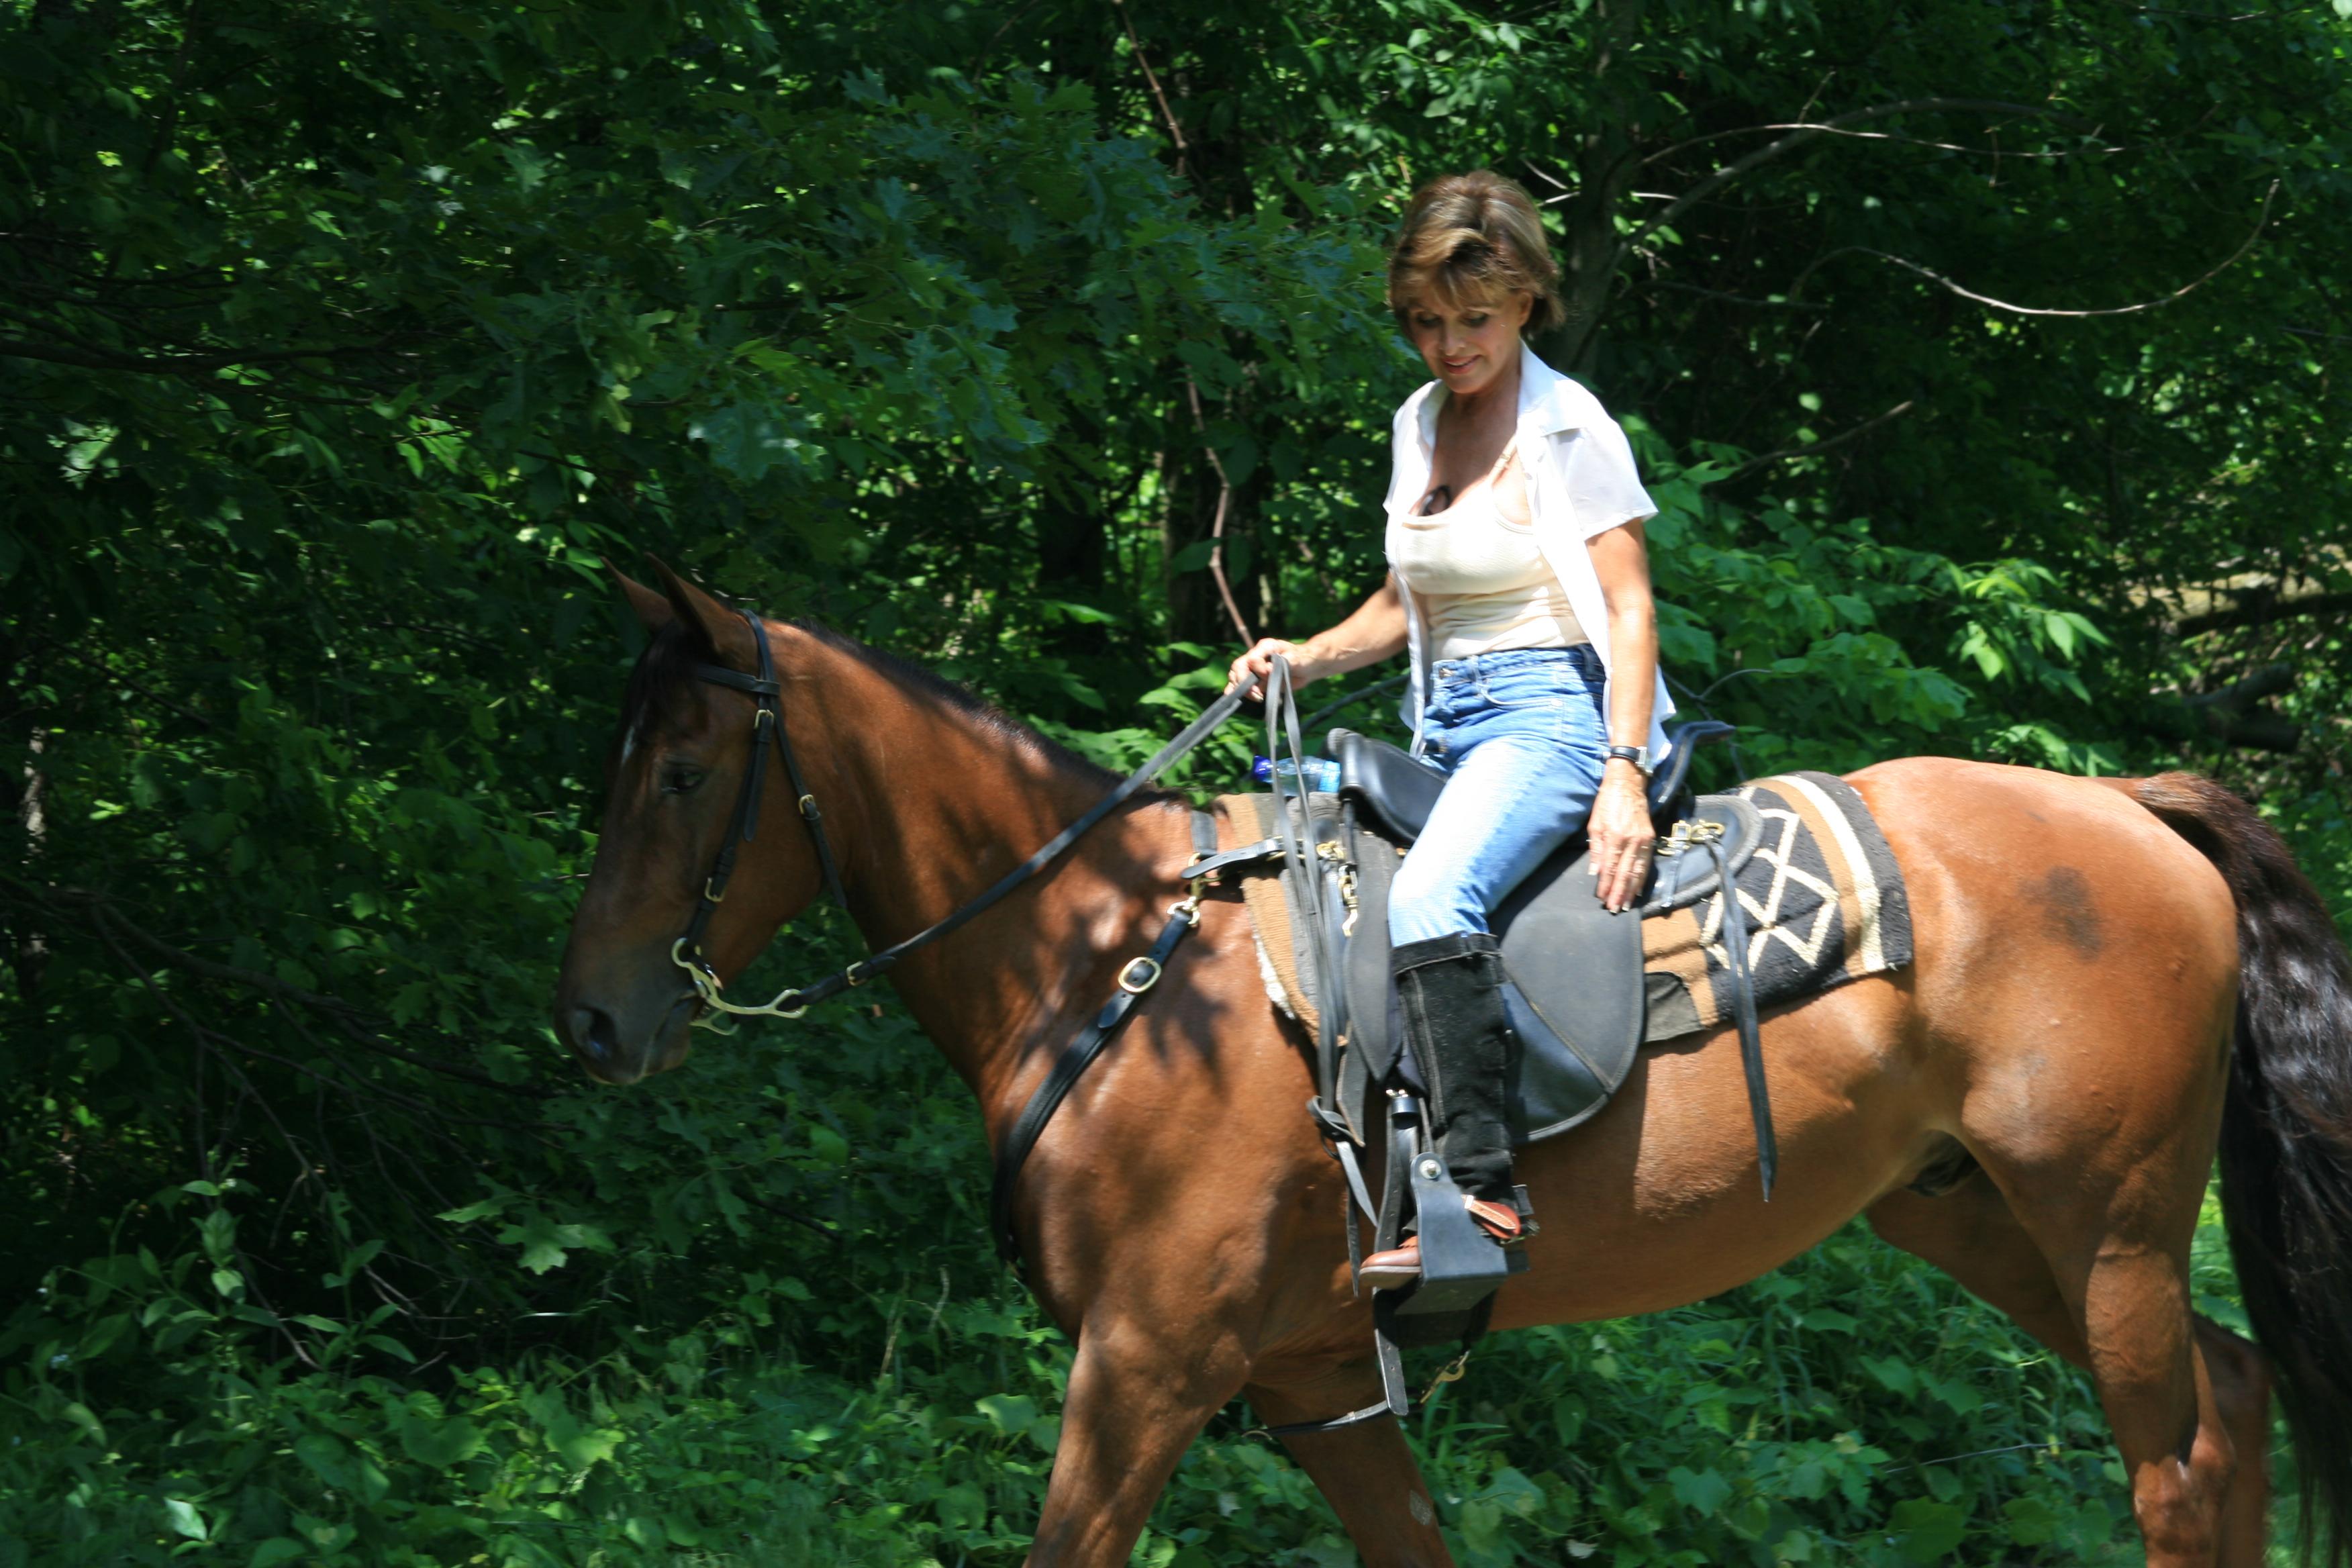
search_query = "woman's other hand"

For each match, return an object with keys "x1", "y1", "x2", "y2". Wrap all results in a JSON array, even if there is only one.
[
  {"x1": 1226, "y1": 638, "x2": 1311, "y2": 701},
  {"x1": 1588, "y1": 763, "x2": 1655, "y2": 914}
]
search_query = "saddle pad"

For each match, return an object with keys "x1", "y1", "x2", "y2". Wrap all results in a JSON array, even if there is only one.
[
  {"x1": 1219, "y1": 794, "x2": 1362, "y2": 1038},
  {"x1": 1640, "y1": 771, "x2": 1913, "y2": 1042}
]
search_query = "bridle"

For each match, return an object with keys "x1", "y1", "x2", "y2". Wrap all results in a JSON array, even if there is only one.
[
  {"x1": 667, "y1": 609, "x2": 854, "y2": 1024},
  {"x1": 665, "y1": 607, "x2": 1248, "y2": 1028}
]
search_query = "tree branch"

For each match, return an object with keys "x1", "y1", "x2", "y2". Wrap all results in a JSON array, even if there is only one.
[
  {"x1": 0, "y1": 334, "x2": 408, "y2": 375},
  {"x1": 1112, "y1": 0, "x2": 1190, "y2": 181},
  {"x1": 2173, "y1": 580, "x2": 2352, "y2": 636},
  {"x1": 1624, "y1": 99, "x2": 2081, "y2": 262},
  {"x1": 2161, "y1": 663, "x2": 2301, "y2": 752},
  {"x1": 1183, "y1": 379, "x2": 1252, "y2": 646},
  {"x1": 1787, "y1": 181, "x2": 2278, "y2": 318},
  {"x1": 1706, "y1": 400, "x2": 1917, "y2": 486},
  {"x1": 1639, "y1": 279, "x2": 1826, "y2": 313}
]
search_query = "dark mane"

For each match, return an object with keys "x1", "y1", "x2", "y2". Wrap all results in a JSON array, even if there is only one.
[{"x1": 624, "y1": 615, "x2": 1145, "y2": 797}]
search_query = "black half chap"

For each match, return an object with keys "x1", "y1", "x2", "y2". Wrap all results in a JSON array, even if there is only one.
[{"x1": 1393, "y1": 930, "x2": 1516, "y2": 1203}]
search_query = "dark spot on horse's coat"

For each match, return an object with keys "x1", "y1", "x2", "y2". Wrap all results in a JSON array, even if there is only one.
[{"x1": 2035, "y1": 866, "x2": 2104, "y2": 958}]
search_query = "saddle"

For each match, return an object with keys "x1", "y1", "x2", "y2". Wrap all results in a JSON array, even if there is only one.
[
  {"x1": 1329, "y1": 722, "x2": 1761, "y2": 1147},
  {"x1": 1204, "y1": 716, "x2": 1775, "y2": 1376}
]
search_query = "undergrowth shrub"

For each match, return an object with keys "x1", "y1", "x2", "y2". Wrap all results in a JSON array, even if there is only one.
[{"x1": 1, "y1": 995, "x2": 2275, "y2": 1567}]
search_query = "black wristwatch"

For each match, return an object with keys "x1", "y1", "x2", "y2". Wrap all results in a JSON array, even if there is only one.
[{"x1": 1605, "y1": 744, "x2": 1654, "y2": 778}]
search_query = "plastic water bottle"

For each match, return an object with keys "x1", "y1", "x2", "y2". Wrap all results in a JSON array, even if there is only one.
[{"x1": 1252, "y1": 754, "x2": 1341, "y2": 793}]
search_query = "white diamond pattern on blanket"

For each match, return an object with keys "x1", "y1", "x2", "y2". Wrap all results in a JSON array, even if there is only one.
[
  {"x1": 1694, "y1": 801, "x2": 1841, "y2": 971},
  {"x1": 1640, "y1": 771, "x2": 1914, "y2": 1047}
]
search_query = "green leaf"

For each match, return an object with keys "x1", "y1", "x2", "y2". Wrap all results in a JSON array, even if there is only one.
[
  {"x1": 399, "y1": 1415, "x2": 487, "y2": 1469},
  {"x1": 162, "y1": 1499, "x2": 207, "y2": 1541},
  {"x1": 1890, "y1": 1498, "x2": 1966, "y2": 1562},
  {"x1": 976, "y1": 1393, "x2": 1038, "y2": 1440},
  {"x1": 936, "y1": 1479, "x2": 985, "y2": 1532},
  {"x1": 2002, "y1": 1495, "x2": 2062, "y2": 1546},
  {"x1": 1668, "y1": 1465, "x2": 1731, "y2": 1512},
  {"x1": 544, "y1": 1409, "x2": 623, "y2": 1470}
]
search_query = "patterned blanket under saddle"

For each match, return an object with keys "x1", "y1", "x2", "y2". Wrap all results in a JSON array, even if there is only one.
[
  {"x1": 1639, "y1": 771, "x2": 1912, "y2": 1040},
  {"x1": 1226, "y1": 769, "x2": 1912, "y2": 1047}
]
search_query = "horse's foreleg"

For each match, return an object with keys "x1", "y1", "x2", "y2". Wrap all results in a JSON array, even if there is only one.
[
  {"x1": 1024, "y1": 1318, "x2": 1246, "y2": 1567},
  {"x1": 1251, "y1": 1369, "x2": 1455, "y2": 1568}
]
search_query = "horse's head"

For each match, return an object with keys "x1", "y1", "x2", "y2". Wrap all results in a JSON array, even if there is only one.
[{"x1": 552, "y1": 561, "x2": 831, "y2": 1084}]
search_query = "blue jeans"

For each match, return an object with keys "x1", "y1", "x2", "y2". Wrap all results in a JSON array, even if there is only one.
[{"x1": 1388, "y1": 646, "x2": 1610, "y2": 946}]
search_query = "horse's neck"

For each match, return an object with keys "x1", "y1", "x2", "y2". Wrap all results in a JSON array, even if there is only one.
[{"x1": 797, "y1": 637, "x2": 1174, "y2": 1109}]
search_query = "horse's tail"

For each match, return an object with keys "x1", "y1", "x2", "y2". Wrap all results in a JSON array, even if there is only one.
[{"x1": 2114, "y1": 771, "x2": 2352, "y2": 1565}]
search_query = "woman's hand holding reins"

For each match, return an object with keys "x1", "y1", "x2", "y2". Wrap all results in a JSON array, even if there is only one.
[
  {"x1": 1226, "y1": 638, "x2": 1315, "y2": 702},
  {"x1": 1588, "y1": 762, "x2": 1657, "y2": 914}
]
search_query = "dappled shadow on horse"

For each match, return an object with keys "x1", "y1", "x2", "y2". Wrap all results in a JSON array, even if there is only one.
[{"x1": 554, "y1": 559, "x2": 2352, "y2": 1568}]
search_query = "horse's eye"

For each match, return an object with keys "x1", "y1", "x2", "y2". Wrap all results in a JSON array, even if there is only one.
[{"x1": 660, "y1": 763, "x2": 707, "y2": 796}]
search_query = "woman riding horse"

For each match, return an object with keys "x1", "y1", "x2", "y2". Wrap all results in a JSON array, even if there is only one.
[{"x1": 1228, "y1": 170, "x2": 1673, "y2": 1287}]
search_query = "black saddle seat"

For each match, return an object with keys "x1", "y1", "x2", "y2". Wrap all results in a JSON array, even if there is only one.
[{"x1": 1334, "y1": 717, "x2": 1736, "y2": 841}]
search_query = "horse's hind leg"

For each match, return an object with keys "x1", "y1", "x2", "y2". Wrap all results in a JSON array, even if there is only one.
[
  {"x1": 1251, "y1": 1367, "x2": 1455, "y2": 1568},
  {"x1": 2192, "y1": 1316, "x2": 2273, "y2": 1567},
  {"x1": 1870, "y1": 1176, "x2": 2270, "y2": 1566}
]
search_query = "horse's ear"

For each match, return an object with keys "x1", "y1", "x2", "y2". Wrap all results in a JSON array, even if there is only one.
[
  {"x1": 606, "y1": 559, "x2": 675, "y2": 634},
  {"x1": 646, "y1": 555, "x2": 756, "y2": 670}
]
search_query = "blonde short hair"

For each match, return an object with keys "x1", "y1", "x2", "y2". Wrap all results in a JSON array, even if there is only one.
[{"x1": 1387, "y1": 170, "x2": 1564, "y2": 336}]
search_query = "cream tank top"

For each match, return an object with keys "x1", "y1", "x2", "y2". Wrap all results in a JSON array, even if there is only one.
[{"x1": 1385, "y1": 441, "x2": 1588, "y2": 661}]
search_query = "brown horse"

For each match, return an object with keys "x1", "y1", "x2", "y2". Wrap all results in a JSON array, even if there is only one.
[{"x1": 554, "y1": 562, "x2": 2352, "y2": 1568}]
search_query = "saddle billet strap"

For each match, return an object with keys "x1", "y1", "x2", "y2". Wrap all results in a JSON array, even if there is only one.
[
  {"x1": 1707, "y1": 834, "x2": 1777, "y2": 1199},
  {"x1": 1270, "y1": 658, "x2": 1345, "y2": 1166},
  {"x1": 1255, "y1": 1400, "x2": 1399, "y2": 1439},
  {"x1": 988, "y1": 812, "x2": 1222, "y2": 1269},
  {"x1": 1187, "y1": 836, "x2": 1284, "y2": 882}
]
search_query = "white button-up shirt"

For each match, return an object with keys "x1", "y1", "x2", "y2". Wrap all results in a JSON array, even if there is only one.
[{"x1": 1384, "y1": 341, "x2": 1675, "y2": 762}]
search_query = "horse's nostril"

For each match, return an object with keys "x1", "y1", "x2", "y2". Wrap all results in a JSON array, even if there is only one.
[{"x1": 568, "y1": 1007, "x2": 616, "y2": 1061}]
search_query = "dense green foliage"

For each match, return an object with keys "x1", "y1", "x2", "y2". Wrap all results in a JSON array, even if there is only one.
[{"x1": 3, "y1": 0, "x2": 2349, "y2": 1561}]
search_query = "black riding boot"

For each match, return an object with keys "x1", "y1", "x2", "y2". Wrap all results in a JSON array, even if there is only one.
[{"x1": 1393, "y1": 931, "x2": 1518, "y2": 1206}]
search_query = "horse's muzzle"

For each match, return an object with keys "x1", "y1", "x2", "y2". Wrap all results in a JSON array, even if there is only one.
[{"x1": 555, "y1": 992, "x2": 694, "y2": 1085}]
